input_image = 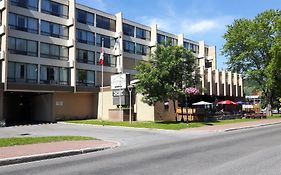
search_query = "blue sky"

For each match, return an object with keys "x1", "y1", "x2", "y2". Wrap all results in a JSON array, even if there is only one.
[{"x1": 77, "y1": 0, "x2": 281, "y2": 69}]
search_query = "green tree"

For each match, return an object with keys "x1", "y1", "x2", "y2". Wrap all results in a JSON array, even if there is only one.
[
  {"x1": 135, "y1": 43, "x2": 200, "y2": 120},
  {"x1": 222, "y1": 9, "x2": 281, "y2": 115}
]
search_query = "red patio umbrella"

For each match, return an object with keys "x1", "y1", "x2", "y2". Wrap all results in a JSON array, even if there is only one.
[{"x1": 217, "y1": 100, "x2": 238, "y2": 105}]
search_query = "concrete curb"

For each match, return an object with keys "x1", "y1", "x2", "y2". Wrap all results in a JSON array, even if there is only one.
[
  {"x1": 0, "y1": 143, "x2": 119, "y2": 167},
  {"x1": 224, "y1": 121, "x2": 281, "y2": 132}
]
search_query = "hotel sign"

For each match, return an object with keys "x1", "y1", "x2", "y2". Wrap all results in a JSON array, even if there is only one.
[{"x1": 111, "y1": 74, "x2": 127, "y2": 90}]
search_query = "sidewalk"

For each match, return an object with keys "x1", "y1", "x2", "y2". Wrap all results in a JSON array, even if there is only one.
[
  {"x1": 0, "y1": 140, "x2": 119, "y2": 166},
  {"x1": 185, "y1": 118, "x2": 281, "y2": 133}
]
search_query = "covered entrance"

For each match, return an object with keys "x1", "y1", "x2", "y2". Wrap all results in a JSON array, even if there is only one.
[{"x1": 4, "y1": 92, "x2": 54, "y2": 126}]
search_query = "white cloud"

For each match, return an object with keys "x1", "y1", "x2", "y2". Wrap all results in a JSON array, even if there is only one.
[
  {"x1": 139, "y1": 16, "x2": 173, "y2": 31},
  {"x1": 138, "y1": 15, "x2": 235, "y2": 35},
  {"x1": 181, "y1": 20, "x2": 217, "y2": 33}
]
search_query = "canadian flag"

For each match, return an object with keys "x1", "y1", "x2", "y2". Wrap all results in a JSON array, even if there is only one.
[{"x1": 99, "y1": 47, "x2": 104, "y2": 65}]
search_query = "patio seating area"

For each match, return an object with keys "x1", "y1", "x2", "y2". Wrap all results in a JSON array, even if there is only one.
[{"x1": 176, "y1": 99, "x2": 267, "y2": 122}]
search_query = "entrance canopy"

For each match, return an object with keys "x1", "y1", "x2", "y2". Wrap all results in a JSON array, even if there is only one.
[{"x1": 192, "y1": 101, "x2": 212, "y2": 106}]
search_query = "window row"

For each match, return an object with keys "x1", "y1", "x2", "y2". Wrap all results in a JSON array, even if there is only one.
[
  {"x1": 76, "y1": 30, "x2": 115, "y2": 48},
  {"x1": 123, "y1": 23, "x2": 151, "y2": 40},
  {"x1": 7, "y1": 62, "x2": 98, "y2": 87},
  {"x1": 9, "y1": 13, "x2": 38, "y2": 34},
  {"x1": 184, "y1": 42, "x2": 199, "y2": 54},
  {"x1": 157, "y1": 34, "x2": 178, "y2": 46},
  {"x1": 76, "y1": 9, "x2": 116, "y2": 32},
  {"x1": 9, "y1": 13, "x2": 69, "y2": 39},
  {"x1": 11, "y1": 0, "x2": 68, "y2": 19},
  {"x1": 123, "y1": 40, "x2": 148, "y2": 56},
  {"x1": 77, "y1": 9, "x2": 94, "y2": 26},
  {"x1": 76, "y1": 49, "x2": 116, "y2": 67},
  {"x1": 8, "y1": 37, "x2": 68, "y2": 60},
  {"x1": 76, "y1": 69, "x2": 95, "y2": 87},
  {"x1": 8, "y1": 62, "x2": 69, "y2": 85}
]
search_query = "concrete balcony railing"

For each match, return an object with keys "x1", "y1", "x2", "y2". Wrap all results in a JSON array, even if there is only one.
[
  {"x1": 0, "y1": 50, "x2": 5, "y2": 61},
  {"x1": 0, "y1": 25, "x2": 5, "y2": 36},
  {"x1": 0, "y1": 0, "x2": 6, "y2": 11}
]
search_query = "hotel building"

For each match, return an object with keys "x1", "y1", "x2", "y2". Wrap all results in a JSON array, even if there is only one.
[{"x1": 0, "y1": 0, "x2": 243, "y2": 124}]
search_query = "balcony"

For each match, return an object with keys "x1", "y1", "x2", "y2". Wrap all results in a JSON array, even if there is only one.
[
  {"x1": 67, "y1": 18, "x2": 74, "y2": 27},
  {"x1": 0, "y1": 50, "x2": 5, "y2": 61},
  {"x1": 0, "y1": 25, "x2": 5, "y2": 36}
]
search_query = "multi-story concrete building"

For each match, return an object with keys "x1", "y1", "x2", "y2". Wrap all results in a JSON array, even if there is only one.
[{"x1": 0, "y1": 0, "x2": 243, "y2": 124}]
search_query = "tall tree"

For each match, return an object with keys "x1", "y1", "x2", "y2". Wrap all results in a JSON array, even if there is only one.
[
  {"x1": 135, "y1": 43, "x2": 200, "y2": 120},
  {"x1": 222, "y1": 9, "x2": 281, "y2": 115}
]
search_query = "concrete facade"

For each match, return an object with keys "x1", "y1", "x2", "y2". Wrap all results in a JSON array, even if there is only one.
[{"x1": 0, "y1": 0, "x2": 243, "y2": 123}]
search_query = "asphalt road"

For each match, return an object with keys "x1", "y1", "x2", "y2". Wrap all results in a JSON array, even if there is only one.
[{"x1": 1, "y1": 123, "x2": 281, "y2": 175}]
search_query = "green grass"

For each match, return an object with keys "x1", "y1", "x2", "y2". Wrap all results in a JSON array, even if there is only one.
[
  {"x1": 67, "y1": 114, "x2": 281, "y2": 130},
  {"x1": 68, "y1": 120, "x2": 189, "y2": 130},
  {"x1": 0, "y1": 136, "x2": 95, "y2": 147}
]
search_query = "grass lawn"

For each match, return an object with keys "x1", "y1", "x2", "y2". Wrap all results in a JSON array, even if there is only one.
[
  {"x1": 0, "y1": 136, "x2": 95, "y2": 147},
  {"x1": 67, "y1": 115, "x2": 281, "y2": 130}
]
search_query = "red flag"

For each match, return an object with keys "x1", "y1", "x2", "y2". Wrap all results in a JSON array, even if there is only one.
[{"x1": 99, "y1": 47, "x2": 104, "y2": 65}]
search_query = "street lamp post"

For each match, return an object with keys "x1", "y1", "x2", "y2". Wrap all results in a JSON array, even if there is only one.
[
  {"x1": 128, "y1": 85, "x2": 133, "y2": 123},
  {"x1": 183, "y1": 60, "x2": 188, "y2": 125}
]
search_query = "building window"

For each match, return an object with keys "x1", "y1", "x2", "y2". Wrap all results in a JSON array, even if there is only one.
[
  {"x1": 186, "y1": 43, "x2": 199, "y2": 54},
  {"x1": 157, "y1": 34, "x2": 166, "y2": 44},
  {"x1": 205, "y1": 60, "x2": 212, "y2": 68},
  {"x1": 184, "y1": 42, "x2": 189, "y2": 50},
  {"x1": 10, "y1": 0, "x2": 38, "y2": 11},
  {"x1": 76, "y1": 29, "x2": 95, "y2": 45},
  {"x1": 96, "y1": 15, "x2": 116, "y2": 32},
  {"x1": 76, "y1": 9, "x2": 94, "y2": 26},
  {"x1": 76, "y1": 49, "x2": 95, "y2": 64},
  {"x1": 205, "y1": 47, "x2": 209, "y2": 56},
  {"x1": 166, "y1": 37, "x2": 178, "y2": 46},
  {"x1": 8, "y1": 62, "x2": 38, "y2": 83},
  {"x1": 40, "y1": 65, "x2": 69, "y2": 85},
  {"x1": 41, "y1": 20, "x2": 68, "y2": 39},
  {"x1": 123, "y1": 40, "x2": 135, "y2": 54},
  {"x1": 96, "y1": 34, "x2": 114, "y2": 48},
  {"x1": 9, "y1": 13, "x2": 38, "y2": 34},
  {"x1": 76, "y1": 69, "x2": 95, "y2": 86},
  {"x1": 96, "y1": 52, "x2": 116, "y2": 67},
  {"x1": 41, "y1": 0, "x2": 68, "y2": 19},
  {"x1": 136, "y1": 43, "x2": 147, "y2": 56},
  {"x1": 136, "y1": 27, "x2": 151, "y2": 40},
  {"x1": 8, "y1": 37, "x2": 38, "y2": 57},
  {"x1": 40, "y1": 42, "x2": 68, "y2": 60},
  {"x1": 123, "y1": 23, "x2": 134, "y2": 37}
]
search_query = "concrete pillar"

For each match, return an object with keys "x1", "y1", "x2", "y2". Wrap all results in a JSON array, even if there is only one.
[
  {"x1": 208, "y1": 46, "x2": 217, "y2": 70},
  {"x1": 222, "y1": 70, "x2": 227, "y2": 96},
  {"x1": 238, "y1": 74, "x2": 243, "y2": 97},
  {"x1": 233, "y1": 73, "x2": 236, "y2": 97},
  {"x1": 115, "y1": 12, "x2": 123, "y2": 73},
  {"x1": 228, "y1": 71, "x2": 233, "y2": 96},
  {"x1": 1, "y1": 0, "x2": 8, "y2": 91},
  {"x1": 177, "y1": 34, "x2": 184, "y2": 46},
  {"x1": 207, "y1": 68, "x2": 212, "y2": 95},
  {"x1": 215, "y1": 69, "x2": 219, "y2": 96},
  {"x1": 198, "y1": 41, "x2": 205, "y2": 69},
  {"x1": 150, "y1": 24, "x2": 158, "y2": 48},
  {"x1": 68, "y1": 0, "x2": 76, "y2": 88}
]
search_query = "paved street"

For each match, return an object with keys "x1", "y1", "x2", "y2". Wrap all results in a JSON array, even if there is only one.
[{"x1": 1, "y1": 123, "x2": 281, "y2": 174}]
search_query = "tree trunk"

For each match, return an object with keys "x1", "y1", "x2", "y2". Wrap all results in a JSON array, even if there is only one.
[
  {"x1": 266, "y1": 103, "x2": 272, "y2": 116},
  {"x1": 265, "y1": 92, "x2": 273, "y2": 116},
  {"x1": 173, "y1": 100, "x2": 177, "y2": 121}
]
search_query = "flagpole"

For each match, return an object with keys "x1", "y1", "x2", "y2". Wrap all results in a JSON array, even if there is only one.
[{"x1": 101, "y1": 38, "x2": 104, "y2": 119}]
